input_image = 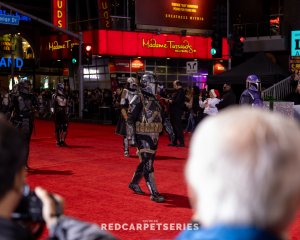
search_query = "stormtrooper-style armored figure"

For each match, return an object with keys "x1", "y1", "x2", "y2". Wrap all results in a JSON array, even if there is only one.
[
  {"x1": 126, "y1": 72, "x2": 165, "y2": 203},
  {"x1": 115, "y1": 77, "x2": 138, "y2": 157},
  {"x1": 9, "y1": 81, "x2": 38, "y2": 168},
  {"x1": 51, "y1": 83, "x2": 69, "y2": 146}
]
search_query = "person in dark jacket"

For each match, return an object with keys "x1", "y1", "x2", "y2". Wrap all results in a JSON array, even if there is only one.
[
  {"x1": 216, "y1": 83, "x2": 237, "y2": 111},
  {"x1": 166, "y1": 80, "x2": 185, "y2": 147}
]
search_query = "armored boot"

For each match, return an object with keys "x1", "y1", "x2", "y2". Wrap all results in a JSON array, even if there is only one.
[
  {"x1": 129, "y1": 170, "x2": 145, "y2": 195},
  {"x1": 146, "y1": 173, "x2": 165, "y2": 203}
]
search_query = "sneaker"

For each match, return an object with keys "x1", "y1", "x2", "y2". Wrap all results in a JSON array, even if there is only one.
[
  {"x1": 129, "y1": 183, "x2": 145, "y2": 195},
  {"x1": 124, "y1": 151, "x2": 129, "y2": 157},
  {"x1": 150, "y1": 192, "x2": 165, "y2": 203}
]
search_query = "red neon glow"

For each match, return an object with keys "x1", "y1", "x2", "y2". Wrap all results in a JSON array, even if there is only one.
[{"x1": 82, "y1": 30, "x2": 229, "y2": 60}]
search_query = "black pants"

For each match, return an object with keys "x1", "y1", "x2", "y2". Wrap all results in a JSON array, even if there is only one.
[{"x1": 170, "y1": 112, "x2": 184, "y2": 145}]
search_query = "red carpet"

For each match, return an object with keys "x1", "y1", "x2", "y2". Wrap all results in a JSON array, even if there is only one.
[
  {"x1": 27, "y1": 119, "x2": 192, "y2": 240},
  {"x1": 26, "y1": 120, "x2": 300, "y2": 240}
]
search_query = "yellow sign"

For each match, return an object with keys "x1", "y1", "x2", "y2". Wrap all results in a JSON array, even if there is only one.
[
  {"x1": 142, "y1": 38, "x2": 196, "y2": 54},
  {"x1": 48, "y1": 40, "x2": 78, "y2": 51}
]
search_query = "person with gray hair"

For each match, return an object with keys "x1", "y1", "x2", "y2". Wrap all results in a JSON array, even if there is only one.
[{"x1": 177, "y1": 106, "x2": 300, "y2": 240}]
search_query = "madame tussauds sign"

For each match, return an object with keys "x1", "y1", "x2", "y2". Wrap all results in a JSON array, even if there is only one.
[
  {"x1": 0, "y1": 57, "x2": 23, "y2": 68},
  {"x1": 142, "y1": 38, "x2": 196, "y2": 53}
]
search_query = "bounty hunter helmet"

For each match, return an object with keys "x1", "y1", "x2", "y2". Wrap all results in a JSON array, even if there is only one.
[
  {"x1": 56, "y1": 83, "x2": 64, "y2": 95},
  {"x1": 140, "y1": 71, "x2": 158, "y2": 95},
  {"x1": 246, "y1": 74, "x2": 261, "y2": 92}
]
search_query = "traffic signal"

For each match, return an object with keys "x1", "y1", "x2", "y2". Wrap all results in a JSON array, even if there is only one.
[
  {"x1": 211, "y1": 32, "x2": 222, "y2": 58},
  {"x1": 82, "y1": 43, "x2": 93, "y2": 65},
  {"x1": 231, "y1": 34, "x2": 244, "y2": 57},
  {"x1": 71, "y1": 45, "x2": 79, "y2": 65},
  {"x1": 212, "y1": 3, "x2": 227, "y2": 37}
]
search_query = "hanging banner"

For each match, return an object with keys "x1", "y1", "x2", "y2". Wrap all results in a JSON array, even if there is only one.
[{"x1": 52, "y1": 0, "x2": 67, "y2": 29}]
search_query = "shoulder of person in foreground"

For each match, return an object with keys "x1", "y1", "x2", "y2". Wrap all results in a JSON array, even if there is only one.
[{"x1": 48, "y1": 216, "x2": 119, "y2": 240}]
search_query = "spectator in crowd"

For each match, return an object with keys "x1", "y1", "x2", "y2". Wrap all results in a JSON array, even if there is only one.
[
  {"x1": 0, "y1": 116, "x2": 117, "y2": 240},
  {"x1": 177, "y1": 106, "x2": 300, "y2": 240},
  {"x1": 185, "y1": 86, "x2": 201, "y2": 133},
  {"x1": 286, "y1": 80, "x2": 300, "y2": 105},
  {"x1": 199, "y1": 89, "x2": 220, "y2": 117},
  {"x1": 290, "y1": 69, "x2": 300, "y2": 88},
  {"x1": 166, "y1": 80, "x2": 186, "y2": 147},
  {"x1": 216, "y1": 83, "x2": 236, "y2": 111}
]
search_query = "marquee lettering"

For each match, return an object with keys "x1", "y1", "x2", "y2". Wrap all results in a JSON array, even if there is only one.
[
  {"x1": 53, "y1": 0, "x2": 66, "y2": 29},
  {"x1": 142, "y1": 38, "x2": 196, "y2": 53}
]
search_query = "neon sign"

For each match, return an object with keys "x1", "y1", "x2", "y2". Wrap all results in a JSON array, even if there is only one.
[
  {"x1": 0, "y1": 57, "x2": 23, "y2": 68},
  {"x1": 48, "y1": 40, "x2": 78, "y2": 51},
  {"x1": 142, "y1": 38, "x2": 196, "y2": 53},
  {"x1": 52, "y1": 0, "x2": 66, "y2": 29}
]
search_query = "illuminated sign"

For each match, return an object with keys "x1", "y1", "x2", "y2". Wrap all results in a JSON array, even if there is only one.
[
  {"x1": 135, "y1": 0, "x2": 216, "y2": 30},
  {"x1": 52, "y1": 0, "x2": 66, "y2": 28},
  {"x1": 83, "y1": 30, "x2": 229, "y2": 60},
  {"x1": 142, "y1": 38, "x2": 196, "y2": 53},
  {"x1": 98, "y1": 0, "x2": 111, "y2": 29},
  {"x1": 0, "y1": 10, "x2": 31, "y2": 22},
  {"x1": 48, "y1": 40, "x2": 78, "y2": 51},
  {"x1": 0, "y1": 57, "x2": 23, "y2": 68},
  {"x1": 291, "y1": 31, "x2": 300, "y2": 57}
]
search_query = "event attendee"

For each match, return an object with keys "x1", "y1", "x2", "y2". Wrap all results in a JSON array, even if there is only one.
[
  {"x1": 9, "y1": 81, "x2": 38, "y2": 169},
  {"x1": 0, "y1": 116, "x2": 117, "y2": 240},
  {"x1": 239, "y1": 74, "x2": 263, "y2": 107},
  {"x1": 177, "y1": 106, "x2": 300, "y2": 240},
  {"x1": 199, "y1": 89, "x2": 220, "y2": 117},
  {"x1": 286, "y1": 80, "x2": 300, "y2": 105},
  {"x1": 126, "y1": 72, "x2": 165, "y2": 203},
  {"x1": 115, "y1": 77, "x2": 138, "y2": 157},
  {"x1": 51, "y1": 83, "x2": 69, "y2": 147},
  {"x1": 216, "y1": 83, "x2": 236, "y2": 111},
  {"x1": 185, "y1": 86, "x2": 201, "y2": 133},
  {"x1": 166, "y1": 80, "x2": 185, "y2": 147}
]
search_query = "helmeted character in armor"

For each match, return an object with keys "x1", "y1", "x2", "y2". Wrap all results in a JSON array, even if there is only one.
[
  {"x1": 115, "y1": 77, "x2": 138, "y2": 157},
  {"x1": 239, "y1": 74, "x2": 263, "y2": 107},
  {"x1": 127, "y1": 72, "x2": 165, "y2": 203},
  {"x1": 9, "y1": 81, "x2": 38, "y2": 168},
  {"x1": 51, "y1": 83, "x2": 69, "y2": 146}
]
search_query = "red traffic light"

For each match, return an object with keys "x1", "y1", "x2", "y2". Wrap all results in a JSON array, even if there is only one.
[
  {"x1": 85, "y1": 44, "x2": 92, "y2": 52},
  {"x1": 239, "y1": 37, "x2": 245, "y2": 43}
]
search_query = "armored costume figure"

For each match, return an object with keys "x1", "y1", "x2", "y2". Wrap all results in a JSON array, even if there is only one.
[
  {"x1": 115, "y1": 77, "x2": 138, "y2": 157},
  {"x1": 51, "y1": 83, "x2": 69, "y2": 146},
  {"x1": 9, "y1": 81, "x2": 38, "y2": 168},
  {"x1": 127, "y1": 72, "x2": 165, "y2": 203},
  {"x1": 239, "y1": 74, "x2": 263, "y2": 107}
]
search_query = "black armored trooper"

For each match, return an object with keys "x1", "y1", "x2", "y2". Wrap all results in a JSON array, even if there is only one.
[
  {"x1": 126, "y1": 72, "x2": 165, "y2": 203},
  {"x1": 9, "y1": 81, "x2": 38, "y2": 168},
  {"x1": 51, "y1": 83, "x2": 69, "y2": 146}
]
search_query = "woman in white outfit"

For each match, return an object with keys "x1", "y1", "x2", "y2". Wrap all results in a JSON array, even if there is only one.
[{"x1": 199, "y1": 89, "x2": 220, "y2": 117}]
